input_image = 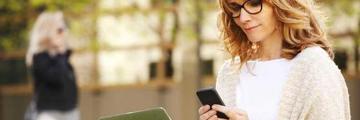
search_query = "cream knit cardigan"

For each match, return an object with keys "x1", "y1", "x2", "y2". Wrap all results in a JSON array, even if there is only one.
[{"x1": 215, "y1": 46, "x2": 351, "y2": 120}]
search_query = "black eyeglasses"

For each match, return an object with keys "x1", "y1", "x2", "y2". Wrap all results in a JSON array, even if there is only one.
[{"x1": 225, "y1": 0, "x2": 263, "y2": 18}]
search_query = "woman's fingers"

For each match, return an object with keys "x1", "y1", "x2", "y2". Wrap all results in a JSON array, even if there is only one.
[
  {"x1": 212, "y1": 104, "x2": 248, "y2": 120},
  {"x1": 199, "y1": 104, "x2": 248, "y2": 120},
  {"x1": 199, "y1": 110, "x2": 217, "y2": 120},
  {"x1": 198, "y1": 105, "x2": 210, "y2": 114},
  {"x1": 208, "y1": 114, "x2": 218, "y2": 120},
  {"x1": 199, "y1": 105, "x2": 218, "y2": 120},
  {"x1": 212, "y1": 104, "x2": 231, "y2": 116}
]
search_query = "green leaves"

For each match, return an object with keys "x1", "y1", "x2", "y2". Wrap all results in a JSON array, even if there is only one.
[
  {"x1": 0, "y1": 0, "x2": 94, "y2": 52},
  {"x1": 321, "y1": 0, "x2": 359, "y2": 16},
  {"x1": 30, "y1": 0, "x2": 92, "y2": 12}
]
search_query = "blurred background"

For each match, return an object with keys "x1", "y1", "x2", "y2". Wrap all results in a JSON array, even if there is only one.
[{"x1": 0, "y1": 0, "x2": 359, "y2": 120}]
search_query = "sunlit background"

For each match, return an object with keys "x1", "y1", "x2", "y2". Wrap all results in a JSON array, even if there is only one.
[{"x1": 0, "y1": 0, "x2": 359, "y2": 120}]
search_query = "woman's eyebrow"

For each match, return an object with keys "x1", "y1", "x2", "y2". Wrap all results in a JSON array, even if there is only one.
[{"x1": 228, "y1": 0, "x2": 245, "y2": 5}]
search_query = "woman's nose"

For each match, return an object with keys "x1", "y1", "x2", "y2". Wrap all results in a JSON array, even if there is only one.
[{"x1": 238, "y1": 10, "x2": 252, "y2": 23}]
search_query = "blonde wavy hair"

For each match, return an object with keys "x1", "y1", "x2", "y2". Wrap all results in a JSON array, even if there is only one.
[
  {"x1": 26, "y1": 11, "x2": 68, "y2": 67},
  {"x1": 218, "y1": 0, "x2": 334, "y2": 67}
]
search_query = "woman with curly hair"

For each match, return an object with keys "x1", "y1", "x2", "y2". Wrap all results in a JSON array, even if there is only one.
[{"x1": 198, "y1": 0, "x2": 350, "y2": 119}]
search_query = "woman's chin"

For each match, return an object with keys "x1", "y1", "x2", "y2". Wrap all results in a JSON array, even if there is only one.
[{"x1": 247, "y1": 37, "x2": 263, "y2": 43}]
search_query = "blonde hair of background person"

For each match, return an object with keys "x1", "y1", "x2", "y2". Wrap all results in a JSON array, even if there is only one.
[
  {"x1": 198, "y1": 0, "x2": 350, "y2": 120},
  {"x1": 26, "y1": 11, "x2": 68, "y2": 67}
]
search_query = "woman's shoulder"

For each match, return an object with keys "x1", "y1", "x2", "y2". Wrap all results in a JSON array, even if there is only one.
[
  {"x1": 32, "y1": 51, "x2": 51, "y2": 62},
  {"x1": 289, "y1": 46, "x2": 334, "y2": 69},
  {"x1": 293, "y1": 46, "x2": 340, "y2": 76},
  {"x1": 218, "y1": 57, "x2": 240, "y2": 74},
  {"x1": 295, "y1": 46, "x2": 332, "y2": 61},
  {"x1": 218, "y1": 46, "x2": 335, "y2": 74}
]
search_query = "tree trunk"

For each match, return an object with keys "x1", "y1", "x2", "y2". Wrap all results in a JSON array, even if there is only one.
[
  {"x1": 354, "y1": 37, "x2": 359, "y2": 74},
  {"x1": 354, "y1": 20, "x2": 360, "y2": 76},
  {"x1": 179, "y1": 0, "x2": 204, "y2": 120}
]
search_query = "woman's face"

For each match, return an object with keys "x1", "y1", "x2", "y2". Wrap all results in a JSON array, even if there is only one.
[
  {"x1": 40, "y1": 25, "x2": 66, "y2": 50},
  {"x1": 227, "y1": 0, "x2": 279, "y2": 43},
  {"x1": 51, "y1": 26, "x2": 65, "y2": 47}
]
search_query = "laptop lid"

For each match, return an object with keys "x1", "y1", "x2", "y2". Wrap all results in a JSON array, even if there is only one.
[{"x1": 98, "y1": 107, "x2": 172, "y2": 120}]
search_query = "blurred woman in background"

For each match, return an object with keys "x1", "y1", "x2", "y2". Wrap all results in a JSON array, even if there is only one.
[
  {"x1": 198, "y1": 0, "x2": 350, "y2": 119},
  {"x1": 25, "y1": 11, "x2": 79, "y2": 120}
]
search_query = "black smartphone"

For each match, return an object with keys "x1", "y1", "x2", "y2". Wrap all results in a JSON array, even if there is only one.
[{"x1": 196, "y1": 87, "x2": 229, "y2": 119}]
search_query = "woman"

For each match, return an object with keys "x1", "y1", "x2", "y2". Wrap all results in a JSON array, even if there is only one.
[
  {"x1": 25, "y1": 11, "x2": 79, "y2": 120},
  {"x1": 198, "y1": 0, "x2": 350, "y2": 120}
]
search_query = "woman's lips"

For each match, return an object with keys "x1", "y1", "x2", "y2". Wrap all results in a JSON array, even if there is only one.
[{"x1": 244, "y1": 25, "x2": 260, "y2": 32}]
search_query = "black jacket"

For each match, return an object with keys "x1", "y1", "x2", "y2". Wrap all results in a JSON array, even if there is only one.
[{"x1": 32, "y1": 50, "x2": 78, "y2": 112}]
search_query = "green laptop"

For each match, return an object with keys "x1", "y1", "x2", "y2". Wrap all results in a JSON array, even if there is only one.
[{"x1": 98, "y1": 107, "x2": 172, "y2": 120}]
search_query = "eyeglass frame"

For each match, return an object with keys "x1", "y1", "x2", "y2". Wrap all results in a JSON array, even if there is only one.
[{"x1": 225, "y1": 0, "x2": 263, "y2": 18}]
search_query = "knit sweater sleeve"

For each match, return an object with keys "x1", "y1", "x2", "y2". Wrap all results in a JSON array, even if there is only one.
[
  {"x1": 215, "y1": 58, "x2": 240, "y2": 107},
  {"x1": 305, "y1": 48, "x2": 351, "y2": 120},
  {"x1": 215, "y1": 60, "x2": 231, "y2": 105}
]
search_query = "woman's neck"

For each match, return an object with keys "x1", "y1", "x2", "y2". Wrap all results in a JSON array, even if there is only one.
[{"x1": 259, "y1": 30, "x2": 283, "y2": 61}]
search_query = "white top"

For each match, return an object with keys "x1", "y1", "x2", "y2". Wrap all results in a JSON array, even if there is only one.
[
  {"x1": 216, "y1": 46, "x2": 350, "y2": 120},
  {"x1": 236, "y1": 58, "x2": 293, "y2": 120}
]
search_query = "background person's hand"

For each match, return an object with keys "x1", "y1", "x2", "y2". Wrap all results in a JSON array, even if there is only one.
[
  {"x1": 212, "y1": 104, "x2": 249, "y2": 120},
  {"x1": 51, "y1": 36, "x2": 66, "y2": 54},
  {"x1": 198, "y1": 105, "x2": 218, "y2": 120}
]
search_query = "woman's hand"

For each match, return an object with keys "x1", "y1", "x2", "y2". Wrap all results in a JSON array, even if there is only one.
[
  {"x1": 40, "y1": 37, "x2": 66, "y2": 56},
  {"x1": 51, "y1": 37, "x2": 66, "y2": 54},
  {"x1": 199, "y1": 105, "x2": 218, "y2": 120},
  {"x1": 199, "y1": 104, "x2": 249, "y2": 120},
  {"x1": 212, "y1": 104, "x2": 249, "y2": 120}
]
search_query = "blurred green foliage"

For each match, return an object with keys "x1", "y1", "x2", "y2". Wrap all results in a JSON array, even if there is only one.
[
  {"x1": 0, "y1": 0, "x2": 359, "y2": 84},
  {"x1": 321, "y1": 0, "x2": 358, "y2": 15},
  {"x1": 0, "y1": 59, "x2": 27, "y2": 84},
  {"x1": 0, "y1": 0, "x2": 92, "y2": 52},
  {"x1": 30, "y1": 0, "x2": 91, "y2": 12},
  {"x1": 0, "y1": 0, "x2": 93, "y2": 84},
  {"x1": 0, "y1": 0, "x2": 29, "y2": 52}
]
